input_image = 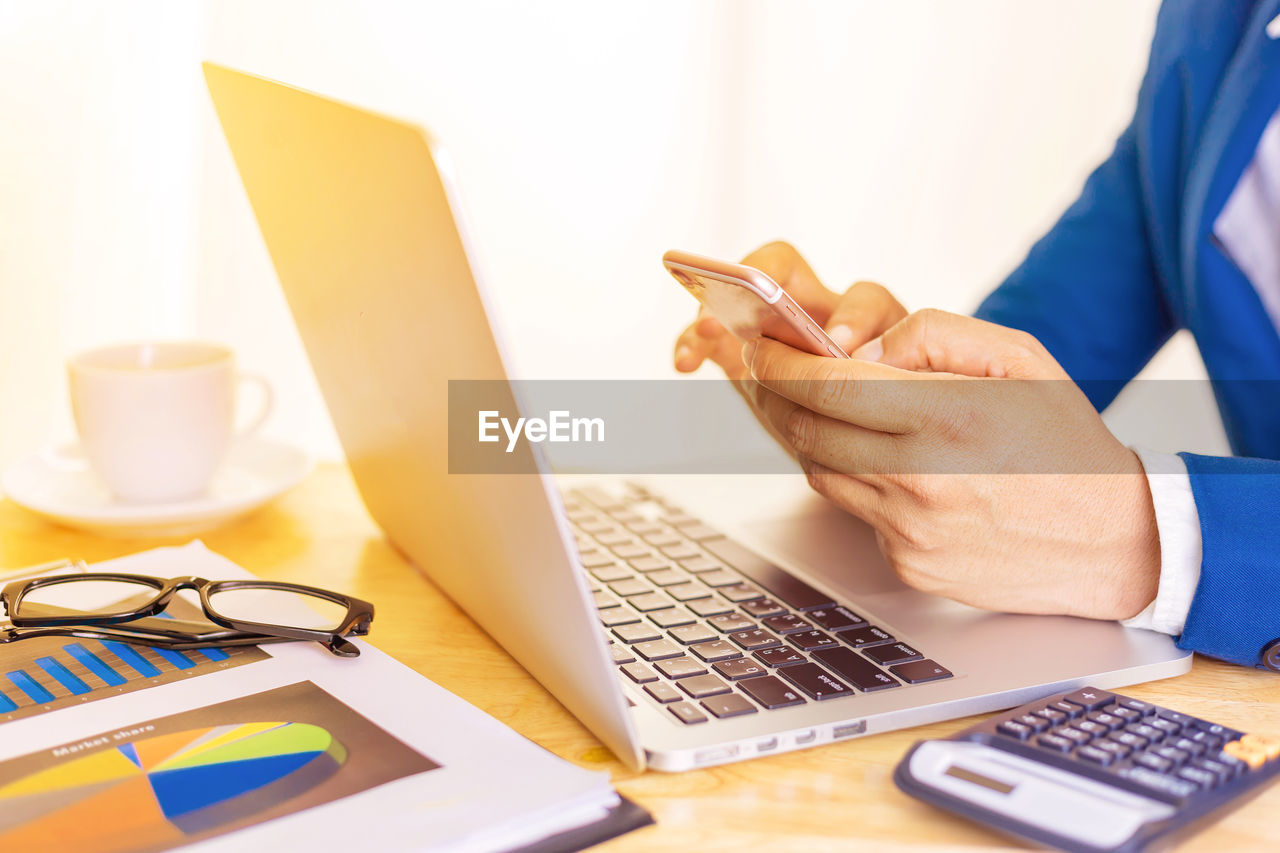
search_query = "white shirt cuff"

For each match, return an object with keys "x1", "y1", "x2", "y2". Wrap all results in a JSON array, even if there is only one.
[{"x1": 1121, "y1": 448, "x2": 1202, "y2": 636}]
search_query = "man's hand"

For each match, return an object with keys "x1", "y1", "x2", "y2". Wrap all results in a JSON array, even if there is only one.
[{"x1": 748, "y1": 309, "x2": 1161, "y2": 621}]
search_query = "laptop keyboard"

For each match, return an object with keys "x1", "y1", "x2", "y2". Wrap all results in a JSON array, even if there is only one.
[{"x1": 563, "y1": 483, "x2": 953, "y2": 726}]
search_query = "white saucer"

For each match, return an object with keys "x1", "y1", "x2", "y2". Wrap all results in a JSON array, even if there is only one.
[{"x1": 1, "y1": 436, "x2": 314, "y2": 538}]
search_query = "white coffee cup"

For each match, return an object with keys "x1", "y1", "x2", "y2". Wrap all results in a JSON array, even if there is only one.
[{"x1": 68, "y1": 341, "x2": 272, "y2": 503}]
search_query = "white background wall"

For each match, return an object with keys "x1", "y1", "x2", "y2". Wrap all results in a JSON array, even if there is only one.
[{"x1": 3, "y1": 0, "x2": 1217, "y2": 474}]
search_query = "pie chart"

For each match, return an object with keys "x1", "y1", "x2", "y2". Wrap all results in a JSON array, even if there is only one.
[{"x1": 0, "y1": 721, "x2": 347, "y2": 853}]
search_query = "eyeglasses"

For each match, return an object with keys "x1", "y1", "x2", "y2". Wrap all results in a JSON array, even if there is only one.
[{"x1": 1, "y1": 571, "x2": 375, "y2": 658}]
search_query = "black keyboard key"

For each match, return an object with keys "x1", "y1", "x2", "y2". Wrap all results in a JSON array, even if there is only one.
[
  {"x1": 739, "y1": 675, "x2": 806, "y2": 709},
  {"x1": 620, "y1": 662, "x2": 658, "y2": 683},
  {"x1": 1047, "y1": 700, "x2": 1083, "y2": 719},
  {"x1": 613, "y1": 623, "x2": 661, "y2": 644},
  {"x1": 1112, "y1": 731, "x2": 1151, "y2": 751},
  {"x1": 1062, "y1": 688, "x2": 1112, "y2": 711},
  {"x1": 1120, "y1": 766, "x2": 1198, "y2": 802},
  {"x1": 690, "y1": 640, "x2": 741, "y2": 662},
  {"x1": 997, "y1": 720, "x2": 1032, "y2": 740},
  {"x1": 1074, "y1": 720, "x2": 1108, "y2": 738},
  {"x1": 1117, "y1": 697, "x2": 1158, "y2": 716},
  {"x1": 890, "y1": 660, "x2": 953, "y2": 684},
  {"x1": 701, "y1": 693, "x2": 757, "y2": 719},
  {"x1": 668, "y1": 623, "x2": 718, "y2": 645},
  {"x1": 1086, "y1": 711, "x2": 1126, "y2": 731},
  {"x1": 1015, "y1": 714, "x2": 1050, "y2": 733},
  {"x1": 649, "y1": 607, "x2": 697, "y2": 628},
  {"x1": 668, "y1": 701, "x2": 708, "y2": 724},
  {"x1": 689, "y1": 598, "x2": 734, "y2": 617},
  {"x1": 761, "y1": 614, "x2": 812, "y2": 634},
  {"x1": 755, "y1": 647, "x2": 806, "y2": 668},
  {"x1": 714, "y1": 659, "x2": 768, "y2": 681},
  {"x1": 1034, "y1": 707, "x2": 1068, "y2": 726},
  {"x1": 678, "y1": 674, "x2": 732, "y2": 698},
  {"x1": 1076, "y1": 745, "x2": 1115, "y2": 766},
  {"x1": 655, "y1": 657, "x2": 708, "y2": 679},
  {"x1": 1111, "y1": 706, "x2": 1142, "y2": 723},
  {"x1": 1171, "y1": 737, "x2": 1206, "y2": 757},
  {"x1": 1191, "y1": 758, "x2": 1234, "y2": 785},
  {"x1": 807, "y1": 606, "x2": 866, "y2": 632},
  {"x1": 1127, "y1": 723, "x2": 1167, "y2": 744},
  {"x1": 1055, "y1": 727, "x2": 1093, "y2": 746},
  {"x1": 708, "y1": 613, "x2": 756, "y2": 633},
  {"x1": 1190, "y1": 730, "x2": 1224, "y2": 751},
  {"x1": 1133, "y1": 753, "x2": 1174, "y2": 773},
  {"x1": 645, "y1": 682, "x2": 681, "y2": 703},
  {"x1": 812, "y1": 647, "x2": 900, "y2": 692},
  {"x1": 1176, "y1": 766, "x2": 1218, "y2": 789},
  {"x1": 1037, "y1": 733, "x2": 1073, "y2": 753},
  {"x1": 741, "y1": 598, "x2": 787, "y2": 618},
  {"x1": 835, "y1": 625, "x2": 895, "y2": 647},
  {"x1": 780, "y1": 663, "x2": 854, "y2": 700},
  {"x1": 701, "y1": 538, "x2": 836, "y2": 610},
  {"x1": 1148, "y1": 718, "x2": 1182, "y2": 737},
  {"x1": 788, "y1": 630, "x2": 839, "y2": 652},
  {"x1": 862, "y1": 642, "x2": 923, "y2": 665},
  {"x1": 634, "y1": 639, "x2": 683, "y2": 661},
  {"x1": 1094, "y1": 739, "x2": 1133, "y2": 760},
  {"x1": 730, "y1": 629, "x2": 782, "y2": 651}
]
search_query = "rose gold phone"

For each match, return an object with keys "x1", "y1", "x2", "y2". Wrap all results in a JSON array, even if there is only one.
[{"x1": 663, "y1": 249, "x2": 849, "y2": 358}]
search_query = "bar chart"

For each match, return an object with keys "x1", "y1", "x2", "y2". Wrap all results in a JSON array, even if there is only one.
[{"x1": 0, "y1": 637, "x2": 270, "y2": 722}]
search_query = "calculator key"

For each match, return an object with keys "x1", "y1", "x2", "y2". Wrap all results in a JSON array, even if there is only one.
[
  {"x1": 719, "y1": 583, "x2": 765, "y2": 603},
  {"x1": 1176, "y1": 766, "x2": 1219, "y2": 789},
  {"x1": 836, "y1": 625, "x2": 895, "y2": 647},
  {"x1": 730, "y1": 629, "x2": 782, "y2": 651},
  {"x1": 1047, "y1": 700, "x2": 1084, "y2": 719},
  {"x1": 1015, "y1": 714, "x2": 1050, "y2": 733},
  {"x1": 714, "y1": 659, "x2": 768, "y2": 681},
  {"x1": 620, "y1": 662, "x2": 658, "y2": 683},
  {"x1": 754, "y1": 647, "x2": 806, "y2": 668},
  {"x1": 1112, "y1": 731, "x2": 1150, "y2": 751},
  {"x1": 708, "y1": 613, "x2": 756, "y2": 633},
  {"x1": 1062, "y1": 688, "x2": 1113, "y2": 711},
  {"x1": 1074, "y1": 720, "x2": 1108, "y2": 738},
  {"x1": 1037, "y1": 733, "x2": 1074, "y2": 753},
  {"x1": 613, "y1": 623, "x2": 662, "y2": 644},
  {"x1": 1110, "y1": 706, "x2": 1142, "y2": 723},
  {"x1": 645, "y1": 681, "x2": 681, "y2": 703},
  {"x1": 862, "y1": 642, "x2": 923, "y2": 665},
  {"x1": 610, "y1": 645, "x2": 636, "y2": 664},
  {"x1": 1240, "y1": 733, "x2": 1280, "y2": 760},
  {"x1": 1055, "y1": 727, "x2": 1093, "y2": 746},
  {"x1": 1133, "y1": 753, "x2": 1174, "y2": 773},
  {"x1": 1076, "y1": 745, "x2": 1115, "y2": 766},
  {"x1": 997, "y1": 720, "x2": 1033, "y2": 740},
  {"x1": 1033, "y1": 707, "x2": 1068, "y2": 726},
  {"x1": 629, "y1": 592, "x2": 675, "y2": 612},
  {"x1": 701, "y1": 693, "x2": 758, "y2": 719},
  {"x1": 668, "y1": 701, "x2": 708, "y2": 724},
  {"x1": 1127, "y1": 723, "x2": 1166, "y2": 744},
  {"x1": 665, "y1": 583, "x2": 712, "y2": 602},
  {"x1": 1121, "y1": 767, "x2": 1198, "y2": 802},
  {"x1": 1217, "y1": 746, "x2": 1259, "y2": 772},
  {"x1": 889, "y1": 660, "x2": 953, "y2": 684},
  {"x1": 1159, "y1": 710, "x2": 1198, "y2": 729},
  {"x1": 1117, "y1": 697, "x2": 1158, "y2": 716},
  {"x1": 738, "y1": 675, "x2": 806, "y2": 709},
  {"x1": 690, "y1": 640, "x2": 742, "y2": 662},
  {"x1": 807, "y1": 606, "x2": 866, "y2": 632},
  {"x1": 689, "y1": 598, "x2": 734, "y2": 617},
  {"x1": 1151, "y1": 746, "x2": 1189, "y2": 767},
  {"x1": 779, "y1": 663, "x2": 854, "y2": 700},
  {"x1": 678, "y1": 674, "x2": 732, "y2": 699},
  {"x1": 600, "y1": 607, "x2": 641, "y2": 627},
  {"x1": 1191, "y1": 758, "x2": 1235, "y2": 784},
  {"x1": 650, "y1": 607, "x2": 697, "y2": 628},
  {"x1": 740, "y1": 598, "x2": 787, "y2": 618},
  {"x1": 1189, "y1": 731, "x2": 1224, "y2": 751},
  {"x1": 668, "y1": 623, "x2": 718, "y2": 645},
  {"x1": 655, "y1": 657, "x2": 708, "y2": 679},
  {"x1": 812, "y1": 647, "x2": 901, "y2": 692},
  {"x1": 634, "y1": 639, "x2": 683, "y2": 661},
  {"x1": 1148, "y1": 718, "x2": 1182, "y2": 737},
  {"x1": 1171, "y1": 737, "x2": 1206, "y2": 757},
  {"x1": 1224, "y1": 740, "x2": 1270, "y2": 769},
  {"x1": 762, "y1": 614, "x2": 813, "y2": 634},
  {"x1": 788, "y1": 630, "x2": 839, "y2": 652},
  {"x1": 1086, "y1": 711, "x2": 1125, "y2": 732},
  {"x1": 1094, "y1": 739, "x2": 1132, "y2": 760}
]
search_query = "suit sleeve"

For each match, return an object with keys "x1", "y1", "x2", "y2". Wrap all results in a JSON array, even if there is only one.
[
  {"x1": 974, "y1": 119, "x2": 1176, "y2": 410},
  {"x1": 1176, "y1": 453, "x2": 1280, "y2": 667}
]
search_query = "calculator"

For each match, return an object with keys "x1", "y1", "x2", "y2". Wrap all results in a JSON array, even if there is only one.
[{"x1": 894, "y1": 686, "x2": 1280, "y2": 852}]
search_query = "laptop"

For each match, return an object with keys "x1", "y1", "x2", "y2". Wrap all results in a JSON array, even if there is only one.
[{"x1": 203, "y1": 64, "x2": 1191, "y2": 772}]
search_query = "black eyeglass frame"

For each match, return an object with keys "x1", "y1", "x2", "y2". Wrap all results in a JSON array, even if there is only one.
[{"x1": 1, "y1": 573, "x2": 374, "y2": 658}]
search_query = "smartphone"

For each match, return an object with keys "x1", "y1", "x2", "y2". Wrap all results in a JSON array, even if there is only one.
[{"x1": 663, "y1": 249, "x2": 849, "y2": 358}]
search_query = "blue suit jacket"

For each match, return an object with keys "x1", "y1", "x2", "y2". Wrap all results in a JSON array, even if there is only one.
[{"x1": 976, "y1": 0, "x2": 1280, "y2": 668}]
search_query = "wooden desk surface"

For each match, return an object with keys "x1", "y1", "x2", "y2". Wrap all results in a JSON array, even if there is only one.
[{"x1": 4, "y1": 464, "x2": 1279, "y2": 851}]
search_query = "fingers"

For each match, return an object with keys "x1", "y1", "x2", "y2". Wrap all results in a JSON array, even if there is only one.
[
  {"x1": 853, "y1": 309, "x2": 1065, "y2": 380},
  {"x1": 796, "y1": 457, "x2": 884, "y2": 525},
  {"x1": 673, "y1": 311, "x2": 728, "y2": 373},
  {"x1": 740, "y1": 241, "x2": 839, "y2": 323},
  {"x1": 747, "y1": 337, "x2": 942, "y2": 434},
  {"x1": 755, "y1": 384, "x2": 903, "y2": 476},
  {"x1": 825, "y1": 280, "x2": 908, "y2": 355}
]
